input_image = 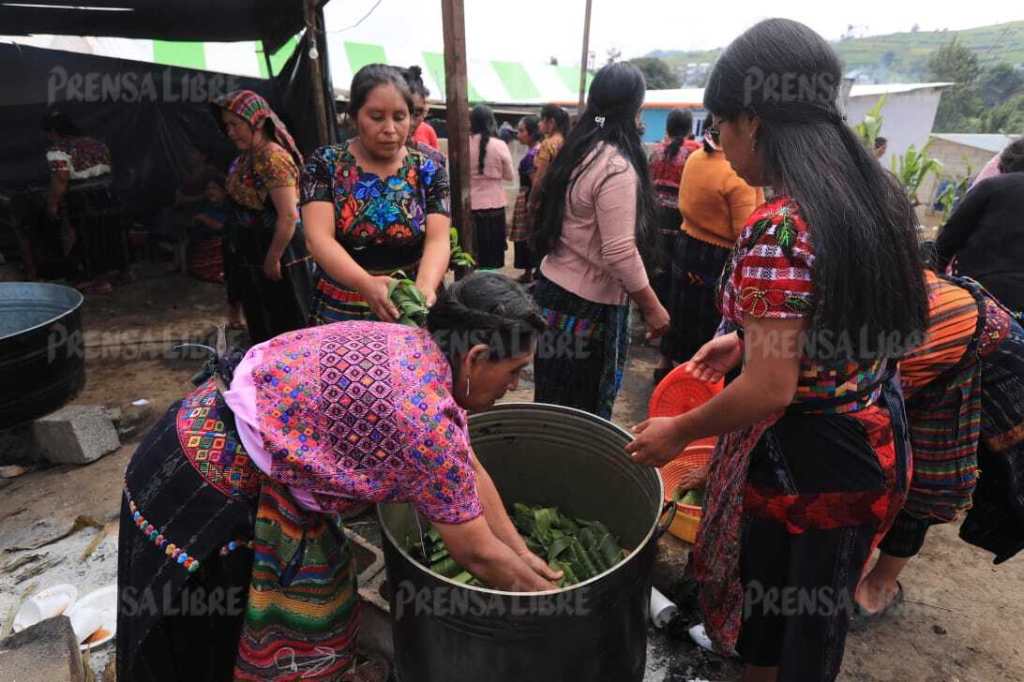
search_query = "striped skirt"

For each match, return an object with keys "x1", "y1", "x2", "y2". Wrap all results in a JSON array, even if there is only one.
[
  {"x1": 531, "y1": 275, "x2": 630, "y2": 420},
  {"x1": 117, "y1": 380, "x2": 359, "y2": 681}
]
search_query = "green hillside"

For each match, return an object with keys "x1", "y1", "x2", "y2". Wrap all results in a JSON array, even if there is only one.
[{"x1": 654, "y1": 20, "x2": 1024, "y2": 83}]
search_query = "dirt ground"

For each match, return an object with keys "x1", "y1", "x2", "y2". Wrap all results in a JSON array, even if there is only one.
[{"x1": 1, "y1": 260, "x2": 1022, "y2": 681}]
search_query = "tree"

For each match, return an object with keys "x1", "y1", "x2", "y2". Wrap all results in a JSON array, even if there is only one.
[
  {"x1": 978, "y1": 63, "x2": 1024, "y2": 108},
  {"x1": 977, "y1": 93, "x2": 1024, "y2": 134},
  {"x1": 605, "y1": 47, "x2": 622, "y2": 66},
  {"x1": 929, "y1": 38, "x2": 984, "y2": 132},
  {"x1": 548, "y1": 56, "x2": 559, "y2": 66},
  {"x1": 628, "y1": 57, "x2": 678, "y2": 90}
]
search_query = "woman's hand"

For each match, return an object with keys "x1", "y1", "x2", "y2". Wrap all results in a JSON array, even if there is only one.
[
  {"x1": 684, "y1": 332, "x2": 743, "y2": 383},
  {"x1": 642, "y1": 301, "x2": 671, "y2": 341},
  {"x1": 517, "y1": 549, "x2": 564, "y2": 583},
  {"x1": 625, "y1": 416, "x2": 690, "y2": 467},
  {"x1": 263, "y1": 249, "x2": 283, "y2": 281},
  {"x1": 356, "y1": 274, "x2": 400, "y2": 322}
]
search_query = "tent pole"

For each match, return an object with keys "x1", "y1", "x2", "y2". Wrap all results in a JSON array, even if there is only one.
[
  {"x1": 441, "y1": 0, "x2": 473, "y2": 262},
  {"x1": 304, "y1": 0, "x2": 330, "y2": 147},
  {"x1": 577, "y1": 0, "x2": 592, "y2": 112}
]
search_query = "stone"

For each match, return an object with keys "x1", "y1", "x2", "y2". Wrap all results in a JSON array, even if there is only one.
[
  {"x1": 32, "y1": 405, "x2": 120, "y2": 465},
  {"x1": 0, "y1": 615, "x2": 85, "y2": 682},
  {"x1": 114, "y1": 400, "x2": 155, "y2": 439},
  {"x1": 652, "y1": 533, "x2": 692, "y2": 597}
]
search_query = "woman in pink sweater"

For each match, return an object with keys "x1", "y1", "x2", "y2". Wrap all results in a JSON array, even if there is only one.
[
  {"x1": 531, "y1": 62, "x2": 670, "y2": 419},
  {"x1": 469, "y1": 104, "x2": 515, "y2": 269}
]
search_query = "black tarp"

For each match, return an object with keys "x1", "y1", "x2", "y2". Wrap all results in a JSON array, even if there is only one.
[
  {"x1": 0, "y1": 0, "x2": 326, "y2": 53},
  {"x1": 0, "y1": 35, "x2": 335, "y2": 223}
]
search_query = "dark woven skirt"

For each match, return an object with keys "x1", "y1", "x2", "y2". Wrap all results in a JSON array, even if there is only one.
[
  {"x1": 532, "y1": 275, "x2": 630, "y2": 420},
  {"x1": 188, "y1": 237, "x2": 224, "y2": 283},
  {"x1": 65, "y1": 181, "x2": 128, "y2": 279},
  {"x1": 738, "y1": 393, "x2": 910, "y2": 679},
  {"x1": 661, "y1": 231, "x2": 732, "y2": 363},
  {"x1": 473, "y1": 207, "x2": 508, "y2": 269},
  {"x1": 117, "y1": 381, "x2": 360, "y2": 681},
  {"x1": 117, "y1": 393, "x2": 259, "y2": 682},
  {"x1": 962, "y1": 318, "x2": 1024, "y2": 563},
  {"x1": 224, "y1": 204, "x2": 313, "y2": 343},
  {"x1": 652, "y1": 206, "x2": 682, "y2": 309}
]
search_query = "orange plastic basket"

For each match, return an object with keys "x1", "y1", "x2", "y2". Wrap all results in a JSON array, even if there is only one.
[
  {"x1": 648, "y1": 364, "x2": 723, "y2": 473},
  {"x1": 648, "y1": 365, "x2": 723, "y2": 542}
]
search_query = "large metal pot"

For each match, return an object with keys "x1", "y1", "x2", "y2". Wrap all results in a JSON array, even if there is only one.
[
  {"x1": 0, "y1": 282, "x2": 85, "y2": 429},
  {"x1": 378, "y1": 403, "x2": 669, "y2": 682}
]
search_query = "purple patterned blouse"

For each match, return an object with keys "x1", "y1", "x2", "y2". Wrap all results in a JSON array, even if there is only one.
[{"x1": 234, "y1": 321, "x2": 482, "y2": 524}]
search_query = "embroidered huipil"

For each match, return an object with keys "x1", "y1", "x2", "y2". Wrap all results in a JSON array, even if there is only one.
[
  {"x1": 693, "y1": 195, "x2": 906, "y2": 653},
  {"x1": 224, "y1": 321, "x2": 482, "y2": 524}
]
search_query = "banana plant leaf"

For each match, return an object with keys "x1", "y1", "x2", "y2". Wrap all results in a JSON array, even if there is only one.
[{"x1": 410, "y1": 502, "x2": 629, "y2": 588}]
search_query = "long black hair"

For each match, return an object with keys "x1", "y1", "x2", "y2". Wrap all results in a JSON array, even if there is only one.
[
  {"x1": 471, "y1": 104, "x2": 497, "y2": 174},
  {"x1": 704, "y1": 17, "x2": 927, "y2": 352},
  {"x1": 532, "y1": 62, "x2": 654, "y2": 263},
  {"x1": 665, "y1": 109, "x2": 694, "y2": 159},
  {"x1": 540, "y1": 103, "x2": 570, "y2": 137},
  {"x1": 427, "y1": 271, "x2": 546, "y2": 366},
  {"x1": 348, "y1": 64, "x2": 414, "y2": 118}
]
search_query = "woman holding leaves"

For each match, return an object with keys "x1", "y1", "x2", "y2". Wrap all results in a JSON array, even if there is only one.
[
  {"x1": 302, "y1": 64, "x2": 451, "y2": 323},
  {"x1": 626, "y1": 19, "x2": 928, "y2": 681}
]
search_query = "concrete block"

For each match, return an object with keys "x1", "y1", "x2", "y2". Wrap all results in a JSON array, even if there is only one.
[
  {"x1": 0, "y1": 615, "x2": 85, "y2": 682},
  {"x1": 356, "y1": 569, "x2": 394, "y2": 662},
  {"x1": 33, "y1": 405, "x2": 120, "y2": 465},
  {"x1": 345, "y1": 527, "x2": 385, "y2": 587}
]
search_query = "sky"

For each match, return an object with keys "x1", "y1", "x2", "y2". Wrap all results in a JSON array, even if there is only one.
[{"x1": 324, "y1": 1, "x2": 1023, "y2": 65}]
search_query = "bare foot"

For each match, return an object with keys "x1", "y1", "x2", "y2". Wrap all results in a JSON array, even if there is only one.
[{"x1": 855, "y1": 575, "x2": 901, "y2": 614}]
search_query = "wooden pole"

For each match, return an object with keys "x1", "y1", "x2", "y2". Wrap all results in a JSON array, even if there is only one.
[
  {"x1": 441, "y1": 0, "x2": 474, "y2": 258},
  {"x1": 578, "y1": 0, "x2": 593, "y2": 113},
  {"x1": 304, "y1": 0, "x2": 330, "y2": 147}
]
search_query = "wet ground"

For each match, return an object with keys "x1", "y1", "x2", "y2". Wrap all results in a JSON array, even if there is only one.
[{"x1": 0, "y1": 259, "x2": 1022, "y2": 681}]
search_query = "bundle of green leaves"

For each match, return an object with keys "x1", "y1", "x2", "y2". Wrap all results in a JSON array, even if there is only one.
[
  {"x1": 387, "y1": 275, "x2": 429, "y2": 327},
  {"x1": 408, "y1": 503, "x2": 629, "y2": 588}
]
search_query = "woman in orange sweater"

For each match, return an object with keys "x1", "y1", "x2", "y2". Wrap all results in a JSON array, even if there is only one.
[{"x1": 656, "y1": 120, "x2": 763, "y2": 379}]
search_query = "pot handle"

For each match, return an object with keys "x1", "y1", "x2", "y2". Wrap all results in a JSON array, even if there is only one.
[{"x1": 654, "y1": 499, "x2": 678, "y2": 540}]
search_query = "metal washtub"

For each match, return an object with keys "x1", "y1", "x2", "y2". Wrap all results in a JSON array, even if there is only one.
[
  {"x1": 0, "y1": 282, "x2": 85, "y2": 428},
  {"x1": 378, "y1": 402, "x2": 669, "y2": 682}
]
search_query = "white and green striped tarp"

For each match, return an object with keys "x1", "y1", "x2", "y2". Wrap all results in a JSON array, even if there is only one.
[
  {"x1": 328, "y1": 37, "x2": 592, "y2": 103},
  {"x1": 2, "y1": 34, "x2": 591, "y2": 104},
  {"x1": 0, "y1": 33, "x2": 300, "y2": 79}
]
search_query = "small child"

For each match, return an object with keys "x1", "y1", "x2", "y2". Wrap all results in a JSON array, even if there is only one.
[{"x1": 187, "y1": 176, "x2": 228, "y2": 283}]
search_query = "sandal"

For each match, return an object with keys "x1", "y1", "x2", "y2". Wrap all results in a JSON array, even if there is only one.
[{"x1": 850, "y1": 580, "x2": 904, "y2": 631}]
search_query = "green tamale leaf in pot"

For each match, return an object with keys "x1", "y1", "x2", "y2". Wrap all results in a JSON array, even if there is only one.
[{"x1": 547, "y1": 536, "x2": 572, "y2": 563}]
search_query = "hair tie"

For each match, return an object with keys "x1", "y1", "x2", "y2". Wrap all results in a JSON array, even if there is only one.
[{"x1": 594, "y1": 116, "x2": 606, "y2": 128}]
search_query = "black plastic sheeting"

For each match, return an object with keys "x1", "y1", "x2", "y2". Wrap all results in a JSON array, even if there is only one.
[
  {"x1": 0, "y1": 35, "x2": 336, "y2": 224},
  {"x1": 0, "y1": 0, "x2": 326, "y2": 54}
]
